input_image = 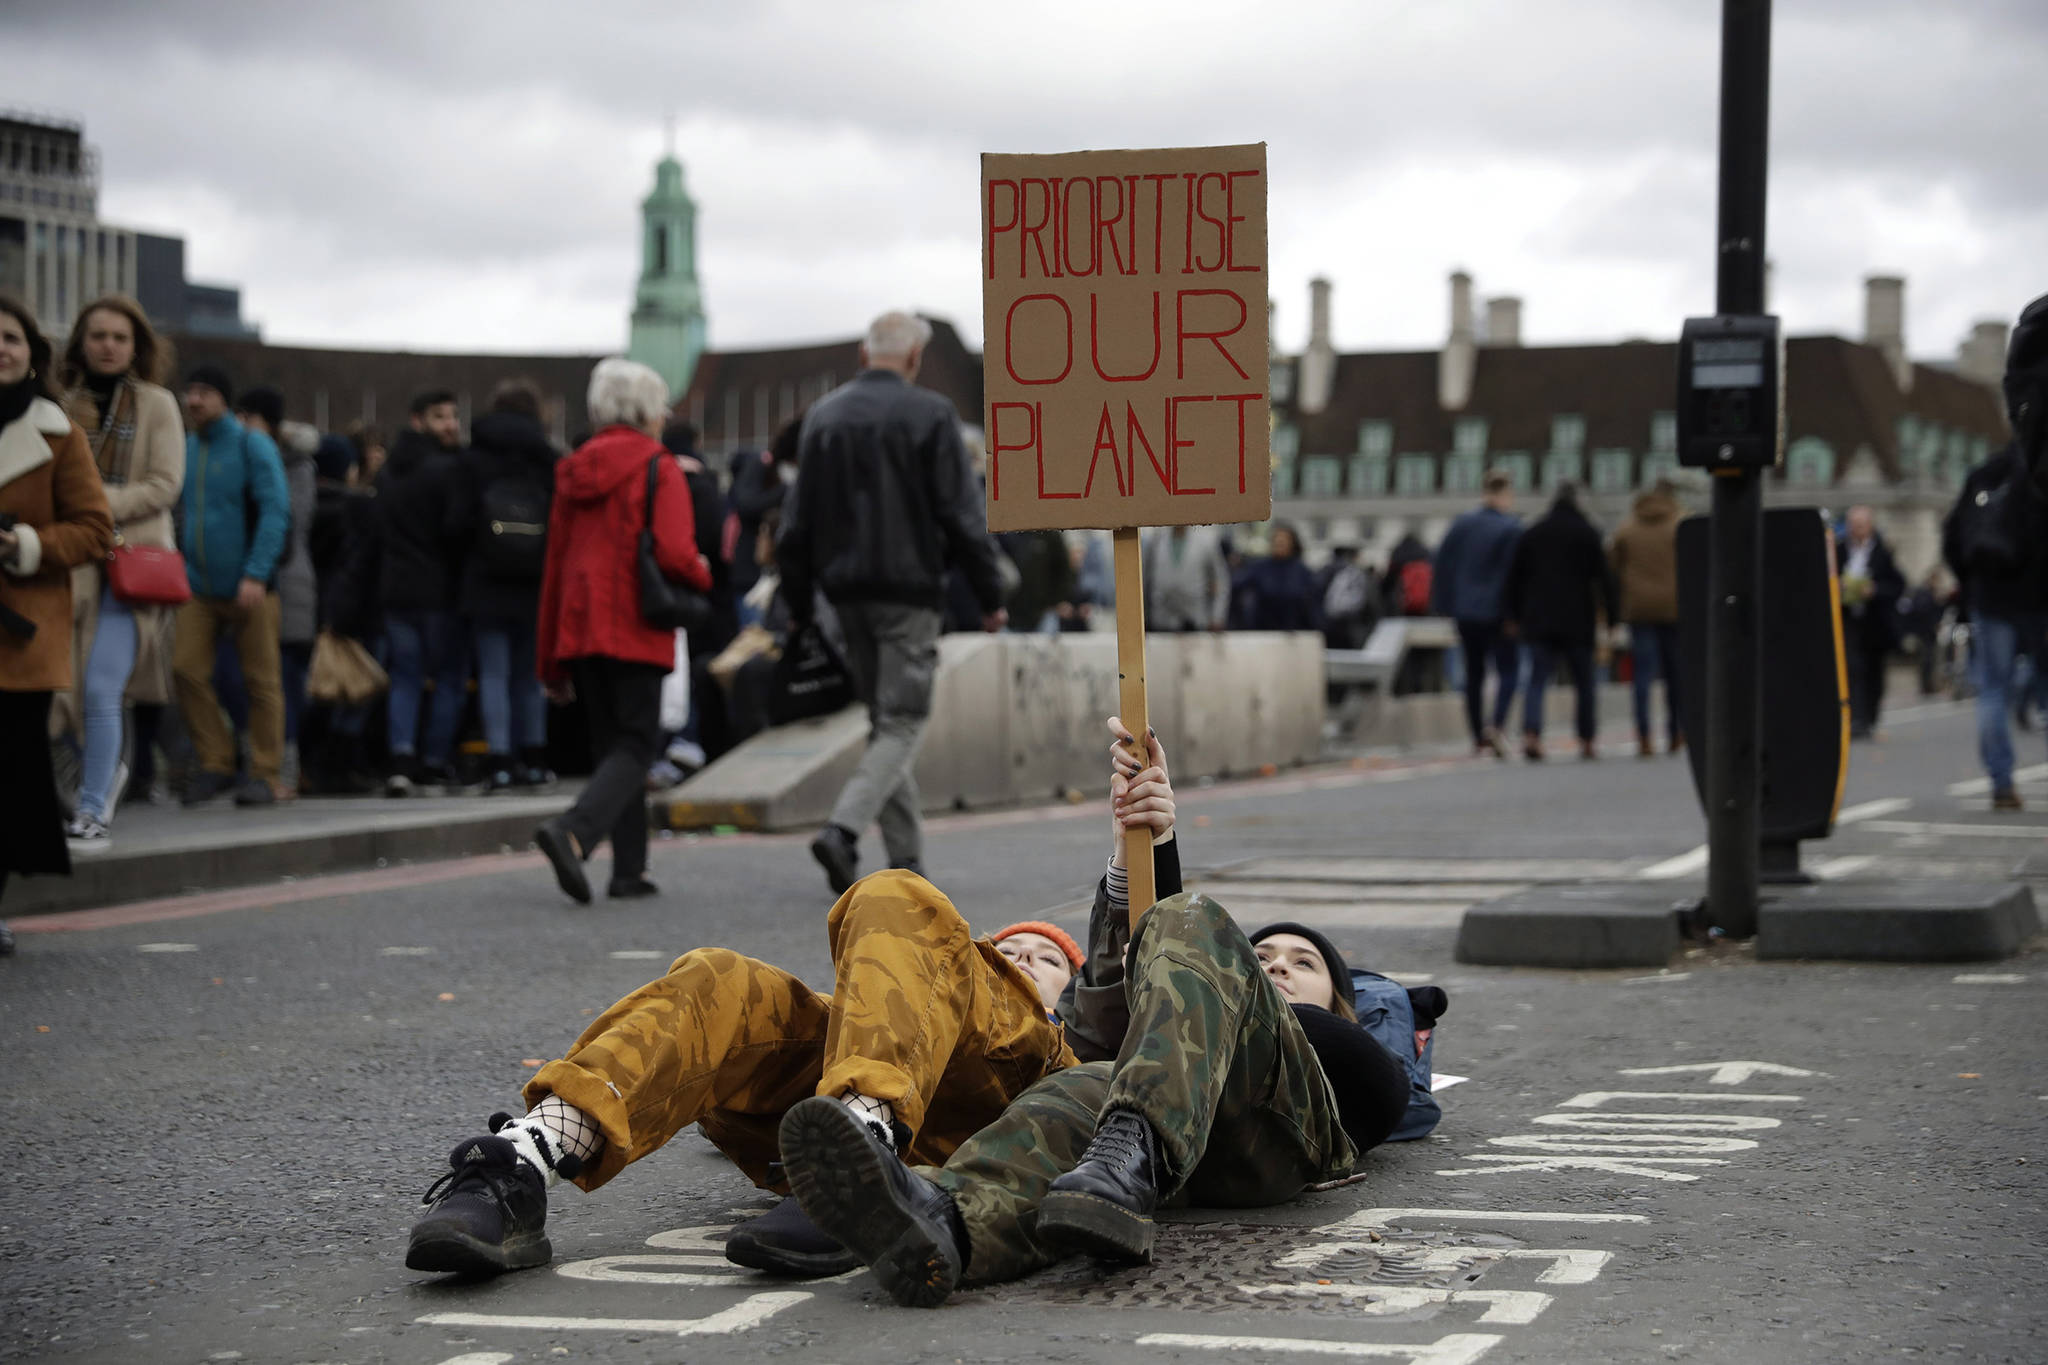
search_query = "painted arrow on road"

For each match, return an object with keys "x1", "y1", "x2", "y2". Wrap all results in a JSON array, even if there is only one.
[{"x1": 1618, "y1": 1061, "x2": 1822, "y2": 1085}]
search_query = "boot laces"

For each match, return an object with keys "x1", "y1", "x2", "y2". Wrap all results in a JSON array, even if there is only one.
[
  {"x1": 420, "y1": 1135, "x2": 522, "y2": 1209},
  {"x1": 1088, "y1": 1112, "x2": 1151, "y2": 1167}
]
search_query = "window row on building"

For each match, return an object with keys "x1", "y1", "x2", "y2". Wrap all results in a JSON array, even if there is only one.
[
  {"x1": 0, "y1": 215, "x2": 138, "y2": 334},
  {"x1": 1275, "y1": 412, "x2": 1996, "y2": 500}
]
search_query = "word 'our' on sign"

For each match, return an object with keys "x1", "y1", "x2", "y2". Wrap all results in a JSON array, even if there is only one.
[{"x1": 981, "y1": 143, "x2": 1273, "y2": 532}]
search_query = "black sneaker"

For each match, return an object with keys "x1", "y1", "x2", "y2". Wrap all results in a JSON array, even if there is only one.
[
  {"x1": 182, "y1": 770, "x2": 237, "y2": 807},
  {"x1": 0, "y1": 920, "x2": 13, "y2": 956},
  {"x1": 417, "y1": 761, "x2": 462, "y2": 794},
  {"x1": 810, "y1": 824, "x2": 859, "y2": 896},
  {"x1": 406, "y1": 1133, "x2": 556, "y2": 1276},
  {"x1": 1038, "y1": 1107, "x2": 1159, "y2": 1263},
  {"x1": 482, "y1": 757, "x2": 518, "y2": 795},
  {"x1": 385, "y1": 758, "x2": 420, "y2": 799},
  {"x1": 723, "y1": 1194, "x2": 862, "y2": 1277},
  {"x1": 607, "y1": 876, "x2": 659, "y2": 900},
  {"x1": 233, "y1": 778, "x2": 277, "y2": 807},
  {"x1": 779, "y1": 1095, "x2": 966, "y2": 1308},
  {"x1": 535, "y1": 819, "x2": 591, "y2": 905}
]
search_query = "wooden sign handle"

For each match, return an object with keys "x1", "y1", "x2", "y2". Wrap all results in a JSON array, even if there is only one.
[{"x1": 1113, "y1": 526, "x2": 1155, "y2": 928}]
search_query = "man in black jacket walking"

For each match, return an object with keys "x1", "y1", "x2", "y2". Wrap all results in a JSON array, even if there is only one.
[
  {"x1": 376, "y1": 389, "x2": 469, "y2": 794},
  {"x1": 1944, "y1": 293, "x2": 2048, "y2": 809},
  {"x1": 1505, "y1": 484, "x2": 1618, "y2": 761},
  {"x1": 1837, "y1": 505, "x2": 1906, "y2": 740},
  {"x1": 779, "y1": 311, "x2": 1006, "y2": 893}
]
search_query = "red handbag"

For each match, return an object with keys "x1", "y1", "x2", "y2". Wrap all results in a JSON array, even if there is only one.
[{"x1": 106, "y1": 539, "x2": 193, "y2": 607}]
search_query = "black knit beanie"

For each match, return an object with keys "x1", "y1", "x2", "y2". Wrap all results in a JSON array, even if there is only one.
[
  {"x1": 1250, "y1": 922, "x2": 1352, "y2": 1001},
  {"x1": 186, "y1": 364, "x2": 234, "y2": 406},
  {"x1": 236, "y1": 384, "x2": 284, "y2": 430}
]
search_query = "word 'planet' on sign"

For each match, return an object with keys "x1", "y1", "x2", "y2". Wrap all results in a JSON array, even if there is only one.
[{"x1": 981, "y1": 143, "x2": 1273, "y2": 533}]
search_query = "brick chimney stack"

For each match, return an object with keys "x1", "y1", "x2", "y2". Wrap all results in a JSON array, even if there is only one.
[
  {"x1": 1298, "y1": 277, "x2": 1337, "y2": 414},
  {"x1": 1956, "y1": 318, "x2": 2010, "y2": 389},
  {"x1": 1482, "y1": 296, "x2": 1522, "y2": 347},
  {"x1": 1439, "y1": 270, "x2": 1476, "y2": 410},
  {"x1": 1863, "y1": 274, "x2": 1912, "y2": 391}
]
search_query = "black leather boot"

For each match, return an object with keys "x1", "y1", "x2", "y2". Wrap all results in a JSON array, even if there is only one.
[
  {"x1": 1038, "y1": 1107, "x2": 1159, "y2": 1262},
  {"x1": 778, "y1": 1096, "x2": 967, "y2": 1308}
]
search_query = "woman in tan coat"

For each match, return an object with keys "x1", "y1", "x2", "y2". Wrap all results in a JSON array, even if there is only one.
[
  {"x1": 0, "y1": 294, "x2": 115, "y2": 956},
  {"x1": 56, "y1": 296, "x2": 185, "y2": 850}
]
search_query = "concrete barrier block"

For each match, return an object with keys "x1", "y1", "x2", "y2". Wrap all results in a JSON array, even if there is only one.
[{"x1": 662, "y1": 629, "x2": 1326, "y2": 832}]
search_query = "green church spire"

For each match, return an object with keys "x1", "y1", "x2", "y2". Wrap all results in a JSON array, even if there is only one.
[{"x1": 627, "y1": 128, "x2": 707, "y2": 400}]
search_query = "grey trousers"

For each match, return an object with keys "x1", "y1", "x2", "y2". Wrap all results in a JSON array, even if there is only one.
[{"x1": 829, "y1": 602, "x2": 940, "y2": 865}]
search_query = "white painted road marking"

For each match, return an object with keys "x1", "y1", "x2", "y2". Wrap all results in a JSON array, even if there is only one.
[
  {"x1": 1138, "y1": 1332, "x2": 1503, "y2": 1363},
  {"x1": 1863, "y1": 820, "x2": 2048, "y2": 838},
  {"x1": 417, "y1": 1292, "x2": 810, "y2": 1338},
  {"x1": 1619, "y1": 1060, "x2": 1820, "y2": 1084},
  {"x1": 609, "y1": 950, "x2": 666, "y2": 960},
  {"x1": 1556, "y1": 1090, "x2": 1801, "y2": 1108},
  {"x1": 1950, "y1": 762, "x2": 2048, "y2": 797},
  {"x1": 380, "y1": 946, "x2": 434, "y2": 956},
  {"x1": 1953, "y1": 973, "x2": 2027, "y2": 984},
  {"x1": 1838, "y1": 797, "x2": 1913, "y2": 823},
  {"x1": 1812, "y1": 854, "x2": 1878, "y2": 879},
  {"x1": 136, "y1": 942, "x2": 199, "y2": 953},
  {"x1": 1241, "y1": 1284, "x2": 1553, "y2": 1324},
  {"x1": 434, "y1": 1355, "x2": 514, "y2": 1365},
  {"x1": 1320, "y1": 1208, "x2": 1651, "y2": 1234},
  {"x1": 1637, "y1": 846, "x2": 1707, "y2": 880}
]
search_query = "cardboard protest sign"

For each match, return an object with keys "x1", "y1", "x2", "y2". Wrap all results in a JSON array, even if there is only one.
[{"x1": 981, "y1": 144, "x2": 1272, "y2": 533}]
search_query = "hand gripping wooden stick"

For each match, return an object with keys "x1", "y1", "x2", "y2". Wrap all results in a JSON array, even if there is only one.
[{"x1": 1113, "y1": 527, "x2": 1155, "y2": 928}]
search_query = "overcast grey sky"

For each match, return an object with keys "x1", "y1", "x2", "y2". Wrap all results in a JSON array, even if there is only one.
[{"x1": 11, "y1": 0, "x2": 2044, "y2": 360}]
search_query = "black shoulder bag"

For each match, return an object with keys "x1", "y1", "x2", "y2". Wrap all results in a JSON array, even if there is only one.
[{"x1": 638, "y1": 454, "x2": 714, "y2": 633}]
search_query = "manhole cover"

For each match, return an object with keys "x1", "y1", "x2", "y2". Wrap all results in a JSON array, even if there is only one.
[{"x1": 998, "y1": 1224, "x2": 1519, "y2": 1314}]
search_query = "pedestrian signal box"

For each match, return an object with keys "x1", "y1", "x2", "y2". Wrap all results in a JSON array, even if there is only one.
[{"x1": 1676, "y1": 313, "x2": 1782, "y2": 470}]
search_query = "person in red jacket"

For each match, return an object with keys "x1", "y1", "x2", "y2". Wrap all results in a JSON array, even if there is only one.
[{"x1": 533, "y1": 358, "x2": 710, "y2": 905}]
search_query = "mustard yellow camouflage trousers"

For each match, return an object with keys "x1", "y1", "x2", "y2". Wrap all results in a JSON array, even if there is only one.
[{"x1": 523, "y1": 869, "x2": 1079, "y2": 1193}]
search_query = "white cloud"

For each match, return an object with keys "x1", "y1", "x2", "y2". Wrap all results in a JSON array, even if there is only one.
[{"x1": 8, "y1": 0, "x2": 2041, "y2": 361}]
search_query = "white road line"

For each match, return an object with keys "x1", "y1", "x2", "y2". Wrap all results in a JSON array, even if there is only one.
[
  {"x1": 1619, "y1": 1061, "x2": 1818, "y2": 1084},
  {"x1": 434, "y1": 1355, "x2": 514, "y2": 1365},
  {"x1": 417, "y1": 1292, "x2": 810, "y2": 1338},
  {"x1": 609, "y1": 950, "x2": 666, "y2": 960},
  {"x1": 136, "y1": 942, "x2": 198, "y2": 953},
  {"x1": 1638, "y1": 846, "x2": 1707, "y2": 880},
  {"x1": 1137, "y1": 1333, "x2": 1503, "y2": 1363},
  {"x1": 1838, "y1": 797, "x2": 1913, "y2": 824},
  {"x1": 1812, "y1": 855, "x2": 1877, "y2": 879},
  {"x1": 1862, "y1": 820, "x2": 2048, "y2": 839},
  {"x1": 1949, "y1": 763, "x2": 2048, "y2": 797},
  {"x1": 1621, "y1": 971, "x2": 1692, "y2": 984},
  {"x1": 1953, "y1": 973, "x2": 2027, "y2": 984},
  {"x1": 380, "y1": 946, "x2": 434, "y2": 956}
]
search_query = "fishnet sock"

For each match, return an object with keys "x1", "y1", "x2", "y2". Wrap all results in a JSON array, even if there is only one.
[
  {"x1": 839, "y1": 1089, "x2": 897, "y2": 1148},
  {"x1": 490, "y1": 1097, "x2": 605, "y2": 1186},
  {"x1": 526, "y1": 1096, "x2": 604, "y2": 1162}
]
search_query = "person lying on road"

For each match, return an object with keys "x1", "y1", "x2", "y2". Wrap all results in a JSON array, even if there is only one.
[
  {"x1": 405, "y1": 716, "x2": 1179, "y2": 1280},
  {"x1": 776, "y1": 856, "x2": 1443, "y2": 1307}
]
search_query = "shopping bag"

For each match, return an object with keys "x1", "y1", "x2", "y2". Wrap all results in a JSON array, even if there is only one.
[
  {"x1": 306, "y1": 630, "x2": 388, "y2": 705},
  {"x1": 767, "y1": 621, "x2": 855, "y2": 725},
  {"x1": 660, "y1": 631, "x2": 691, "y2": 733}
]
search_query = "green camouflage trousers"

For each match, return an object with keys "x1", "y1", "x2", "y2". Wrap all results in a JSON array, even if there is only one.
[
  {"x1": 524, "y1": 870, "x2": 1075, "y2": 1192},
  {"x1": 926, "y1": 892, "x2": 1356, "y2": 1285}
]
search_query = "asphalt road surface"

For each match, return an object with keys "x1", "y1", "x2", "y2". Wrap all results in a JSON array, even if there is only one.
[{"x1": 5, "y1": 699, "x2": 2044, "y2": 1364}]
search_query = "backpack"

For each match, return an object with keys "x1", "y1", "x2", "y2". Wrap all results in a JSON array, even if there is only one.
[
  {"x1": 1398, "y1": 559, "x2": 1433, "y2": 616},
  {"x1": 1323, "y1": 563, "x2": 1371, "y2": 621},
  {"x1": 1350, "y1": 969, "x2": 1442, "y2": 1141},
  {"x1": 475, "y1": 473, "x2": 550, "y2": 580}
]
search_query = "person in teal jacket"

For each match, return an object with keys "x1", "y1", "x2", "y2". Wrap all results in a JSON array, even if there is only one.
[{"x1": 173, "y1": 365, "x2": 293, "y2": 807}]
